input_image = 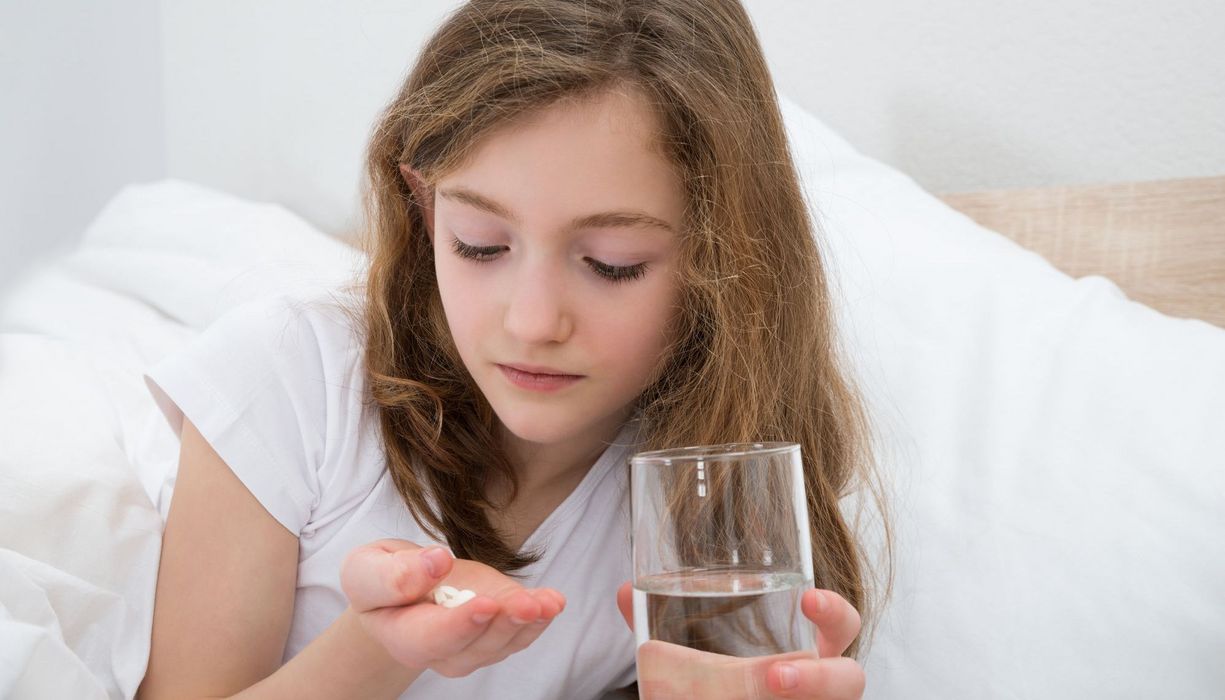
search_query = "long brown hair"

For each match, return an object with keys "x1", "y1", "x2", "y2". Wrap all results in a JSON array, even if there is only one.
[{"x1": 347, "y1": 0, "x2": 893, "y2": 657}]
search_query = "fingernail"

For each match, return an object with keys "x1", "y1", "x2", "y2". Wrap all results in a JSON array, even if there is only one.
[
  {"x1": 778, "y1": 663, "x2": 799, "y2": 690},
  {"x1": 471, "y1": 612, "x2": 494, "y2": 624},
  {"x1": 422, "y1": 547, "x2": 450, "y2": 578},
  {"x1": 813, "y1": 590, "x2": 828, "y2": 614}
]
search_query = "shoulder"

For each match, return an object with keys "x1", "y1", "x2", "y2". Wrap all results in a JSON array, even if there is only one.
[
  {"x1": 204, "y1": 287, "x2": 368, "y2": 382},
  {"x1": 233, "y1": 286, "x2": 365, "y2": 348}
]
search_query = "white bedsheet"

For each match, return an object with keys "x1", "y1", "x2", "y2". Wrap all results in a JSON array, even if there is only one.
[
  {"x1": 3, "y1": 126, "x2": 1224, "y2": 697},
  {"x1": 0, "y1": 179, "x2": 365, "y2": 698}
]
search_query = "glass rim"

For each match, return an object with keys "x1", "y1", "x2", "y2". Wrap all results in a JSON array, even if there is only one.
[{"x1": 630, "y1": 441, "x2": 799, "y2": 465}]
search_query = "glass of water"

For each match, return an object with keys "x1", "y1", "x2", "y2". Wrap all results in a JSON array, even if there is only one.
[{"x1": 630, "y1": 442, "x2": 816, "y2": 675}]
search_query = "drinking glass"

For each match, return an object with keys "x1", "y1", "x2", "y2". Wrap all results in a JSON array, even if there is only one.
[{"x1": 630, "y1": 442, "x2": 816, "y2": 669}]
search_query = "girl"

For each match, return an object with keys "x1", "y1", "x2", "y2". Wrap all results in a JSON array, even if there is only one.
[{"x1": 138, "y1": 0, "x2": 892, "y2": 698}]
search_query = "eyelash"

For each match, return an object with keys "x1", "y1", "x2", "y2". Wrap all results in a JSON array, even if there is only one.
[{"x1": 449, "y1": 237, "x2": 649, "y2": 284}]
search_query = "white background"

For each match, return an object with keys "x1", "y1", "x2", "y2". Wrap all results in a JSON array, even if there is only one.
[{"x1": 3, "y1": 0, "x2": 1223, "y2": 290}]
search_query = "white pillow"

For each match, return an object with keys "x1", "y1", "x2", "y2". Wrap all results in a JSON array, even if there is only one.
[
  {"x1": 0, "y1": 333, "x2": 164, "y2": 699},
  {"x1": 56, "y1": 178, "x2": 366, "y2": 330},
  {"x1": 776, "y1": 93, "x2": 1225, "y2": 698},
  {"x1": 0, "y1": 180, "x2": 367, "y2": 698}
]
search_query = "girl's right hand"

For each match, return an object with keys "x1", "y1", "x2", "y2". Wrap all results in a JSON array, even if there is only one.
[{"x1": 340, "y1": 539, "x2": 566, "y2": 678}]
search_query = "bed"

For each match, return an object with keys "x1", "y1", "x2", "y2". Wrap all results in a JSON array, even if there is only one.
[
  {"x1": 939, "y1": 176, "x2": 1225, "y2": 329},
  {"x1": 1, "y1": 97, "x2": 1222, "y2": 699}
]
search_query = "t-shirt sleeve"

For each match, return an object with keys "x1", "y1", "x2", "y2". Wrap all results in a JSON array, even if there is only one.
[{"x1": 142, "y1": 295, "x2": 331, "y2": 535}]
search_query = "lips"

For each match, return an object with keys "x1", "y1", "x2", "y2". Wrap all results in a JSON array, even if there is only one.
[
  {"x1": 496, "y1": 363, "x2": 584, "y2": 392},
  {"x1": 501, "y1": 362, "x2": 582, "y2": 377}
]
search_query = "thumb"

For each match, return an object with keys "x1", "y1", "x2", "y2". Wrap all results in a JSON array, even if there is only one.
[
  {"x1": 341, "y1": 540, "x2": 453, "y2": 612},
  {"x1": 616, "y1": 581, "x2": 634, "y2": 631}
]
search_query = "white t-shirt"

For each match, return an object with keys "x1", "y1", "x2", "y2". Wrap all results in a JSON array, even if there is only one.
[{"x1": 141, "y1": 289, "x2": 642, "y2": 699}]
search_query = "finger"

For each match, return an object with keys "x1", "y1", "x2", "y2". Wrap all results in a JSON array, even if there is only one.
[
  {"x1": 438, "y1": 587, "x2": 566, "y2": 670},
  {"x1": 450, "y1": 610, "x2": 534, "y2": 664},
  {"x1": 505, "y1": 588, "x2": 564, "y2": 638},
  {"x1": 499, "y1": 588, "x2": 566, "y2": 653},
  {"x1": 455, "y1": 590, "x2": 542, "y2": 658},
  {"x1": 636, "y1": 640, "x2": 772, "y2": 698},
  {"x1": 766, "y1": 656, "x2": 865, "y2": 700},
  {"x1": 341, "y1": 543, "x2": 453, "y2": 612},
  {"x1": 616, "y1": 581, "x2": 633, "y2": 630},
  {"x1": 801, "y1": 589, "x2": 862, "y2": 658},
  {"x1": 498, "y1": 610, "x2": 556, "y2": 659},
  {"x1": 494, "y1": 587, "x2": 545, "y2": 624},
  {"x1": 529, "y1": 588, "x2": 566, "y2": 618}
]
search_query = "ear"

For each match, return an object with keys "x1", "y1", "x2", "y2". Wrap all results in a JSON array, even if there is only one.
[{"x1": 399, "y1": 163, "x2": 436, "y2": 243}]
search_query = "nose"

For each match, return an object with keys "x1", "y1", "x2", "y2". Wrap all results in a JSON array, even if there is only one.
[{"x1": 502, "y1": 259, "x2": 574, "y2": 345}]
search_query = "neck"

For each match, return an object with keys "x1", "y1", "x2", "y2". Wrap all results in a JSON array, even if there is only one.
[{"x1": 494, "y1": 408, "x2": 633, "y2": 499}]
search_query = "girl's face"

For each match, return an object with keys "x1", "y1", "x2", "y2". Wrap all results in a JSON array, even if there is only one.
[{"x1": 424, "y1": 88, "x2": 686, "y2": 447}]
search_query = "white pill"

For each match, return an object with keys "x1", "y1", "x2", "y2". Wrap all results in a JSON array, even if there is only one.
[{"x1": 431, "y1": 584, "x2": 476, "y2": 608}]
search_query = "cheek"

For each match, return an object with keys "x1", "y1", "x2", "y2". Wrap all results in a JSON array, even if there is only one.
[
  {"x1": 588, "y1": 285, "x2": 678, "y2": 376},
  {"x1": 435, "y1": 258, "x2": 487, "y2": 349}
]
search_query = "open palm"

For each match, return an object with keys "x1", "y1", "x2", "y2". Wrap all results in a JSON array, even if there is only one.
[{"x1": 342, "y1": 539, "x2": 565, "y2": 678}]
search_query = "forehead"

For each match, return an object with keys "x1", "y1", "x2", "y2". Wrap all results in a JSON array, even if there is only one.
[{"x1": 434, "y1": 87, "x2": 685, "y2": 230}]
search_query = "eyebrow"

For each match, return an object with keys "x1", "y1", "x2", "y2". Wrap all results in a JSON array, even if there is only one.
[{"x1": 438, "y1": 186, "x2": 676, "y2": 235}]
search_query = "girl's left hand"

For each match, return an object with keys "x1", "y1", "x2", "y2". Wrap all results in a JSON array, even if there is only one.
[{"x1": 615, "y1": 583, "x2": 865, "y2": 699}]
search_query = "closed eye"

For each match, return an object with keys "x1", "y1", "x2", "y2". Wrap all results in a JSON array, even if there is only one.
[
  {"x1": 584, "y1": 257, "x2": 648, "y2": 283},
  {"x1": 449, "y1": 237, "x2": 649, "y2": 284},
  {"x1": 450, "y1": 237, "x2": 504, "y2": 261}
]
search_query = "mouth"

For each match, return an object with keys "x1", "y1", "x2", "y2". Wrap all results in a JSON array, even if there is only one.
[{"x1": 496, "y1": 363, "x2": 585, "y2": 392}]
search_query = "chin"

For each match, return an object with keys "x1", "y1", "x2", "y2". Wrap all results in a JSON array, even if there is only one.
[{"x1": 493, "y1": 408, "x2": 580, "y2": 445}]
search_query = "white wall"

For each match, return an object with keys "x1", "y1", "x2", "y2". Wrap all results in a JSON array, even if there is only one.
[
  {"x1": 0, "y1": 0, "x2": 166, "y2": 292},
  {"x1": 3, "y1": 0, "x2": 1223, "y2": 284},
  {"x1": 157, "y1": 1, "x2": 459, "y2": 242},
  {"x1": 154, "y1": 0, "x2": 1225, "y2": 242},
  {"x1": 750, "y1": 0, "x2": 1225, "y2": 192}
]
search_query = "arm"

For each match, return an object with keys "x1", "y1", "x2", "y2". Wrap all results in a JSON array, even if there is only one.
[
  {"x1": 137, "y1": 417, "x2": 420, "y2": 699},
  {"x1": 237, "y1": 606, "x2": 420, "y2": 699}
]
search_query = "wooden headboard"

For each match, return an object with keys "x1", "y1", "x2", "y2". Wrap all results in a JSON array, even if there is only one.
[{"x1": 938, "y1": 176, "x2": 1225, "y2": 330}]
